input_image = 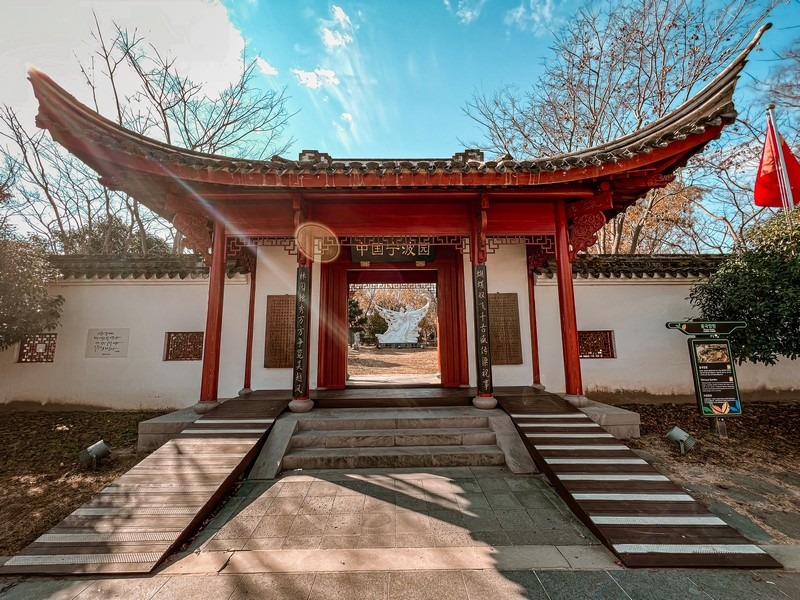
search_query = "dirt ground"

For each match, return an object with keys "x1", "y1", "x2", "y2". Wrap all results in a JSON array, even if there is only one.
[
  {"x1": 347, "y1": 346, "x2": 439, "y2": 375},
  {"x1": 0, "y1": 410, "x2": 162, "y2": 557}
]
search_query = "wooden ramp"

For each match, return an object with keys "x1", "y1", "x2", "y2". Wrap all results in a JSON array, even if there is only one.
[
  {"x1": 0, "y1": 397, "x2": 288, "y2": 576},
  {"x1": 497, "y1": 389, "x2": 782, "y2": 569}
]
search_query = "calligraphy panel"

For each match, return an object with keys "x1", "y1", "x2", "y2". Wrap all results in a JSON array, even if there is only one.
[
  {"x1": 85, "y1": 328, "x2": 130, "y2": 358},
  {"x1": 488, "y1": 293, "x2": 523, "y2": 365},
  {"x1": 265, "y1": 295, "x2": 295, "y2": 368}
]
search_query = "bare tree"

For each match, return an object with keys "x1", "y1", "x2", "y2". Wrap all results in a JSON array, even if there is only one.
[
  {"x1": 0, "y1": 18, "x2": 296, "y2": 255},
  {"x1": 463, "y1": 0, "x2": 780, "y2": 254}
]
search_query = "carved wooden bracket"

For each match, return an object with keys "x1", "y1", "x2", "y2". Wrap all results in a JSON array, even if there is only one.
[
  {"x1": 164, "y1": 193, "x2": 213, "y2": 263},
  {"x1": 173, "y1": 211, "x2": 212, "y2": 263},
  {"x1": 566, "y1": 191, "x2": 614, "y2": 261}
]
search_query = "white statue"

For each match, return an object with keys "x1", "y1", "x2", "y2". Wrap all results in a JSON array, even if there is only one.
[{"x1": 375, "y1": 301, "x2": 430, "y2": 344}]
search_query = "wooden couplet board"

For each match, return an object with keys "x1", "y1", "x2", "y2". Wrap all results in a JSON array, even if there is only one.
[
  {"x1": 488, "y1": 293, "x2": 523, "y2": 365},
  {"x1": 265, "y1": 295, "x2": 295, "y2": 368}
]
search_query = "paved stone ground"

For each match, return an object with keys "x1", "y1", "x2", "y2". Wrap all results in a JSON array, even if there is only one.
[{"x1": 2, "y1": 467, "x2": 799, "y2": 599}]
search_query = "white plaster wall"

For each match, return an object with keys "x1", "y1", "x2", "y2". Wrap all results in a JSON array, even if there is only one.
[
  {"x1": 464, "y1": 245, "x2": 534, "y2": 388},
  {"x1": 249, "y1": 246, "x2": 301, "y2": 391},
  {"x1": 486, "y1": 245, "x2": 534, "y2": 386},
  {"x1": 3, "y1": 268, "x2": 796, "y2": 409},
  {"x1": 535, "y1": 276, "x2": 800, "y2": 395},
  {"x1": 0, "y1": 275, "x2": 248, "y2": 409}
]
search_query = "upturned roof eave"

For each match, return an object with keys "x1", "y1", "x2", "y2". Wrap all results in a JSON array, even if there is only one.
[{"x1": 26, "y1": 24, "x2": 769, "y2": 188}]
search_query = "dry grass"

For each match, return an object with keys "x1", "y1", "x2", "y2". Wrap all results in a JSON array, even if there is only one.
[
  {"x1": 0, "y1": 410, "x2": 163, "y2": 556},
  {"x1": 623, "y1": 401, "x2": 800, "y2": 542}
]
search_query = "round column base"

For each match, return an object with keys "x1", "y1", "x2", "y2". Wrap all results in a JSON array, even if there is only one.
[
  {"x1": 562, "y1": 394, "x2": 589, "y2": 407},
  {"x1": 192, "y1": 401, "x2": 220, "y2": 414},
  {"x1": 532, "y1": 383, "x2": 546, "y2": 391},
  {"x1": 289, "y1": 398, "x2": 314, "y2": 413},
  {"x1": 238, "y1": 387, "x2": 253, "y2": 396},
  {"x1": 472, "y1": 395, "x2": 497, "y2": 410}
]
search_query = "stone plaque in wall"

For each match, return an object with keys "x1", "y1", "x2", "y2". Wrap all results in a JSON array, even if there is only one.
[
  {"x1": 85, "y1": 328, "x2": 130, "y2": 358},
  {"x1": 265, "y1": 295, "x2": 296, "y2": 368},
  {"x1": 488, "y1": 293, "x2": 523, "y2": 365}
]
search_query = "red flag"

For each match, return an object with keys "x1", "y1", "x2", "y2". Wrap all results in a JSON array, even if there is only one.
[{"x1": 754, "y1": 116, "x2": 800, "y2": 208}]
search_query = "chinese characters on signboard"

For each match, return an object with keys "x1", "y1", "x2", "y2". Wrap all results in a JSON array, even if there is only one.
[
  {"x1": 292, "y1": 267, "x2": 311, "y2": 397},
  {"x1": 689, "y1": 338, "x2": 742, "y2": 416},
  {"x1": 350, "y1": 243, "x2": 435, "y2": 263},
  {"x1": 473, "y1": 265, "x2": 493, "y2": 394},
  {"x1": 85, "y1": 328, "x2": 130, "y2": 358}
]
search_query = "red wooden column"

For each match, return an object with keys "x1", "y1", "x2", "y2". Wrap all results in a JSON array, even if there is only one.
[
  {"x1": 289, "y1": 200, "x2": 314, "y2": 413},
  {"x1": 554, "y1": 200, "x2": 583, "y2": 396},
  {"x1": 198, "y1": 218, "x2": 227, "y2": 410},
  {"x1": 525, "y1": 245, "x2": 543, "y2": 390},
  {"x1": 470, "y1": 194, "x2": 497, "y2": 409},
  {"x1": 239, "y1": 249, "x2": 257, "y2": 395}
]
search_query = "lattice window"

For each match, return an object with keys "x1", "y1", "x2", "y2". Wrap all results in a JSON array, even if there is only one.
[
  {"x1": 578, "y1": 330, "x2": 616, "y2": 359},
  {"x1": 18, "y1": 333, "x2": 57, "y2": 363},
  {"x1": 164, "y1": 332, "x2": 204, "y2": 361}
]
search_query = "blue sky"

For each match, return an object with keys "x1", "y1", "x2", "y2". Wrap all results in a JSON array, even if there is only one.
[
  {"x1": 1, "y1": 1, "x2": 797, "y2": 161},
  {"x1": 223, "y1": 0, "x2": 799, "y2": 158}
]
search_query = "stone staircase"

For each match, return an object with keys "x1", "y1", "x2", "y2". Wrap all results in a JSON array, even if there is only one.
[{"x1": 250, "y1": 407, "x2": 536, "y2": 478}]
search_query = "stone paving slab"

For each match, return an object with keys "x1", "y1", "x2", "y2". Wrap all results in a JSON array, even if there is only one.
[{"x1": 2, "y1": 568, "x2": 798, "y2": 600}]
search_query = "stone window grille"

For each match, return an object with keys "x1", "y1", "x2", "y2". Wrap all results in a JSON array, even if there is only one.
[
  {"x1": 164, "y1": 332, "x2": 204, "y2": 361},
  {"x1": 18, "y1": 333, "x2": 58, "y2": 363},
  {"x1": 578, "y1": 330, "x2": 616, "y2": 359}
]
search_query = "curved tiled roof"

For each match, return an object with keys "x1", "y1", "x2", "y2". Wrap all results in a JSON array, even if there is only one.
[
  {"x1": 27, "y1": 25, "x2": 770, "y2": 185},
  {"x1": 48, "y1": 255, "x2": 245, "y2": 280},
  {"x1": 49, "y1": 253, "x2": 724, "y2": 280},
  {"x1": 536, "y1": 254, "x2": 725, "y2": 279}
]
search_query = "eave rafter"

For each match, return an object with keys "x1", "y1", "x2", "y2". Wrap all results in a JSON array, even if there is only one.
[{"x1": 26, "y1": 24, "x2": 769, "y2": 247}]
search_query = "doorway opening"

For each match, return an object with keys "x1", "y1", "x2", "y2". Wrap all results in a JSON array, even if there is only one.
[{"x1": 347, "y1": 281, "x2": 440, "y2": 387}]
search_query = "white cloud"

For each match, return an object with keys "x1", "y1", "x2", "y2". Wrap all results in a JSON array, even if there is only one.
[
  {"x1": 332, "y1": 5, "x2": 352, "y2": 27},
  {"x1": 0, "y1": 1, "x2": 249, "y2": 125},
  {"x1": 319, "y1": 5, "x2": 355, "y2": 52},
  {"x1": 322, "y1": 28, "x2": 353, "y2": 50},
  {"x1": 255, "y1": 57, "x2": 278, "y2": 76},
  {"x1": 292, "y1": 68, "x2": 340, "y2": 89},
  {"x1": 444, "y1": 0, "x2": 486, "y2": 24},
  {"x1": 333, "y1": 111, "x2": 356, "y2": 151},
  {"x1": 504, "y1": 0, "x2": 562, "y2": 35}
]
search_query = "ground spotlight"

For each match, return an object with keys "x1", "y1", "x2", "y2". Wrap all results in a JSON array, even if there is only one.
[
  {"x1": 665, "y1": 426, "x2": 696, "y2": 454},
  {"x1": 79, "y1": 440, "x2": 112, "y2": 469}
]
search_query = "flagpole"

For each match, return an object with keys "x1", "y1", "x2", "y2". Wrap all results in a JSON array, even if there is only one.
[{"x1": 766, "y1": 104, "x2": 794, "y2": 215}]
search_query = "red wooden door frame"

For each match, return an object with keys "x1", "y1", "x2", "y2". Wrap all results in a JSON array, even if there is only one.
[{"x1": 316, "y1": 247, "x2": 468, "y2": 389}]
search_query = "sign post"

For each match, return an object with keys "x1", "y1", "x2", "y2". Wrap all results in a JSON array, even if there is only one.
[{"x1": 666, "y1": 321, "x2": 747, "y2": 439}]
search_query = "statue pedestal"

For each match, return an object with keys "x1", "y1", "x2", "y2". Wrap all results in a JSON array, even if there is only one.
[{"x1": 376, "y1": 342, "x2": 423, "y2": 349}]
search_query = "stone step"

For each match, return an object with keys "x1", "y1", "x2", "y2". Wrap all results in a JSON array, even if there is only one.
[
  {"x1": 295, "y1": 416, "x2": 490, "y2": 432},
  {"x1": 281, "y1": 445, "x2": 506, "y2": 470},
  {"x1": 290, "y1": 427, "x2": 496, "y2": 449}
]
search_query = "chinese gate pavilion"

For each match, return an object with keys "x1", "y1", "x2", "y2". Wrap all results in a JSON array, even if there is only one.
[{"x1": 26, "y1": 27, "x2": 766, "y2": 414}]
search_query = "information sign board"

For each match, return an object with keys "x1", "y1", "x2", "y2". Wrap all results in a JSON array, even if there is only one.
[
  {"x1": 687, "y1": 338, "x2": 742, "y2": 417},
  {"x1": 666, "y1": 321, "x2": 747, "y2": 336}
]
